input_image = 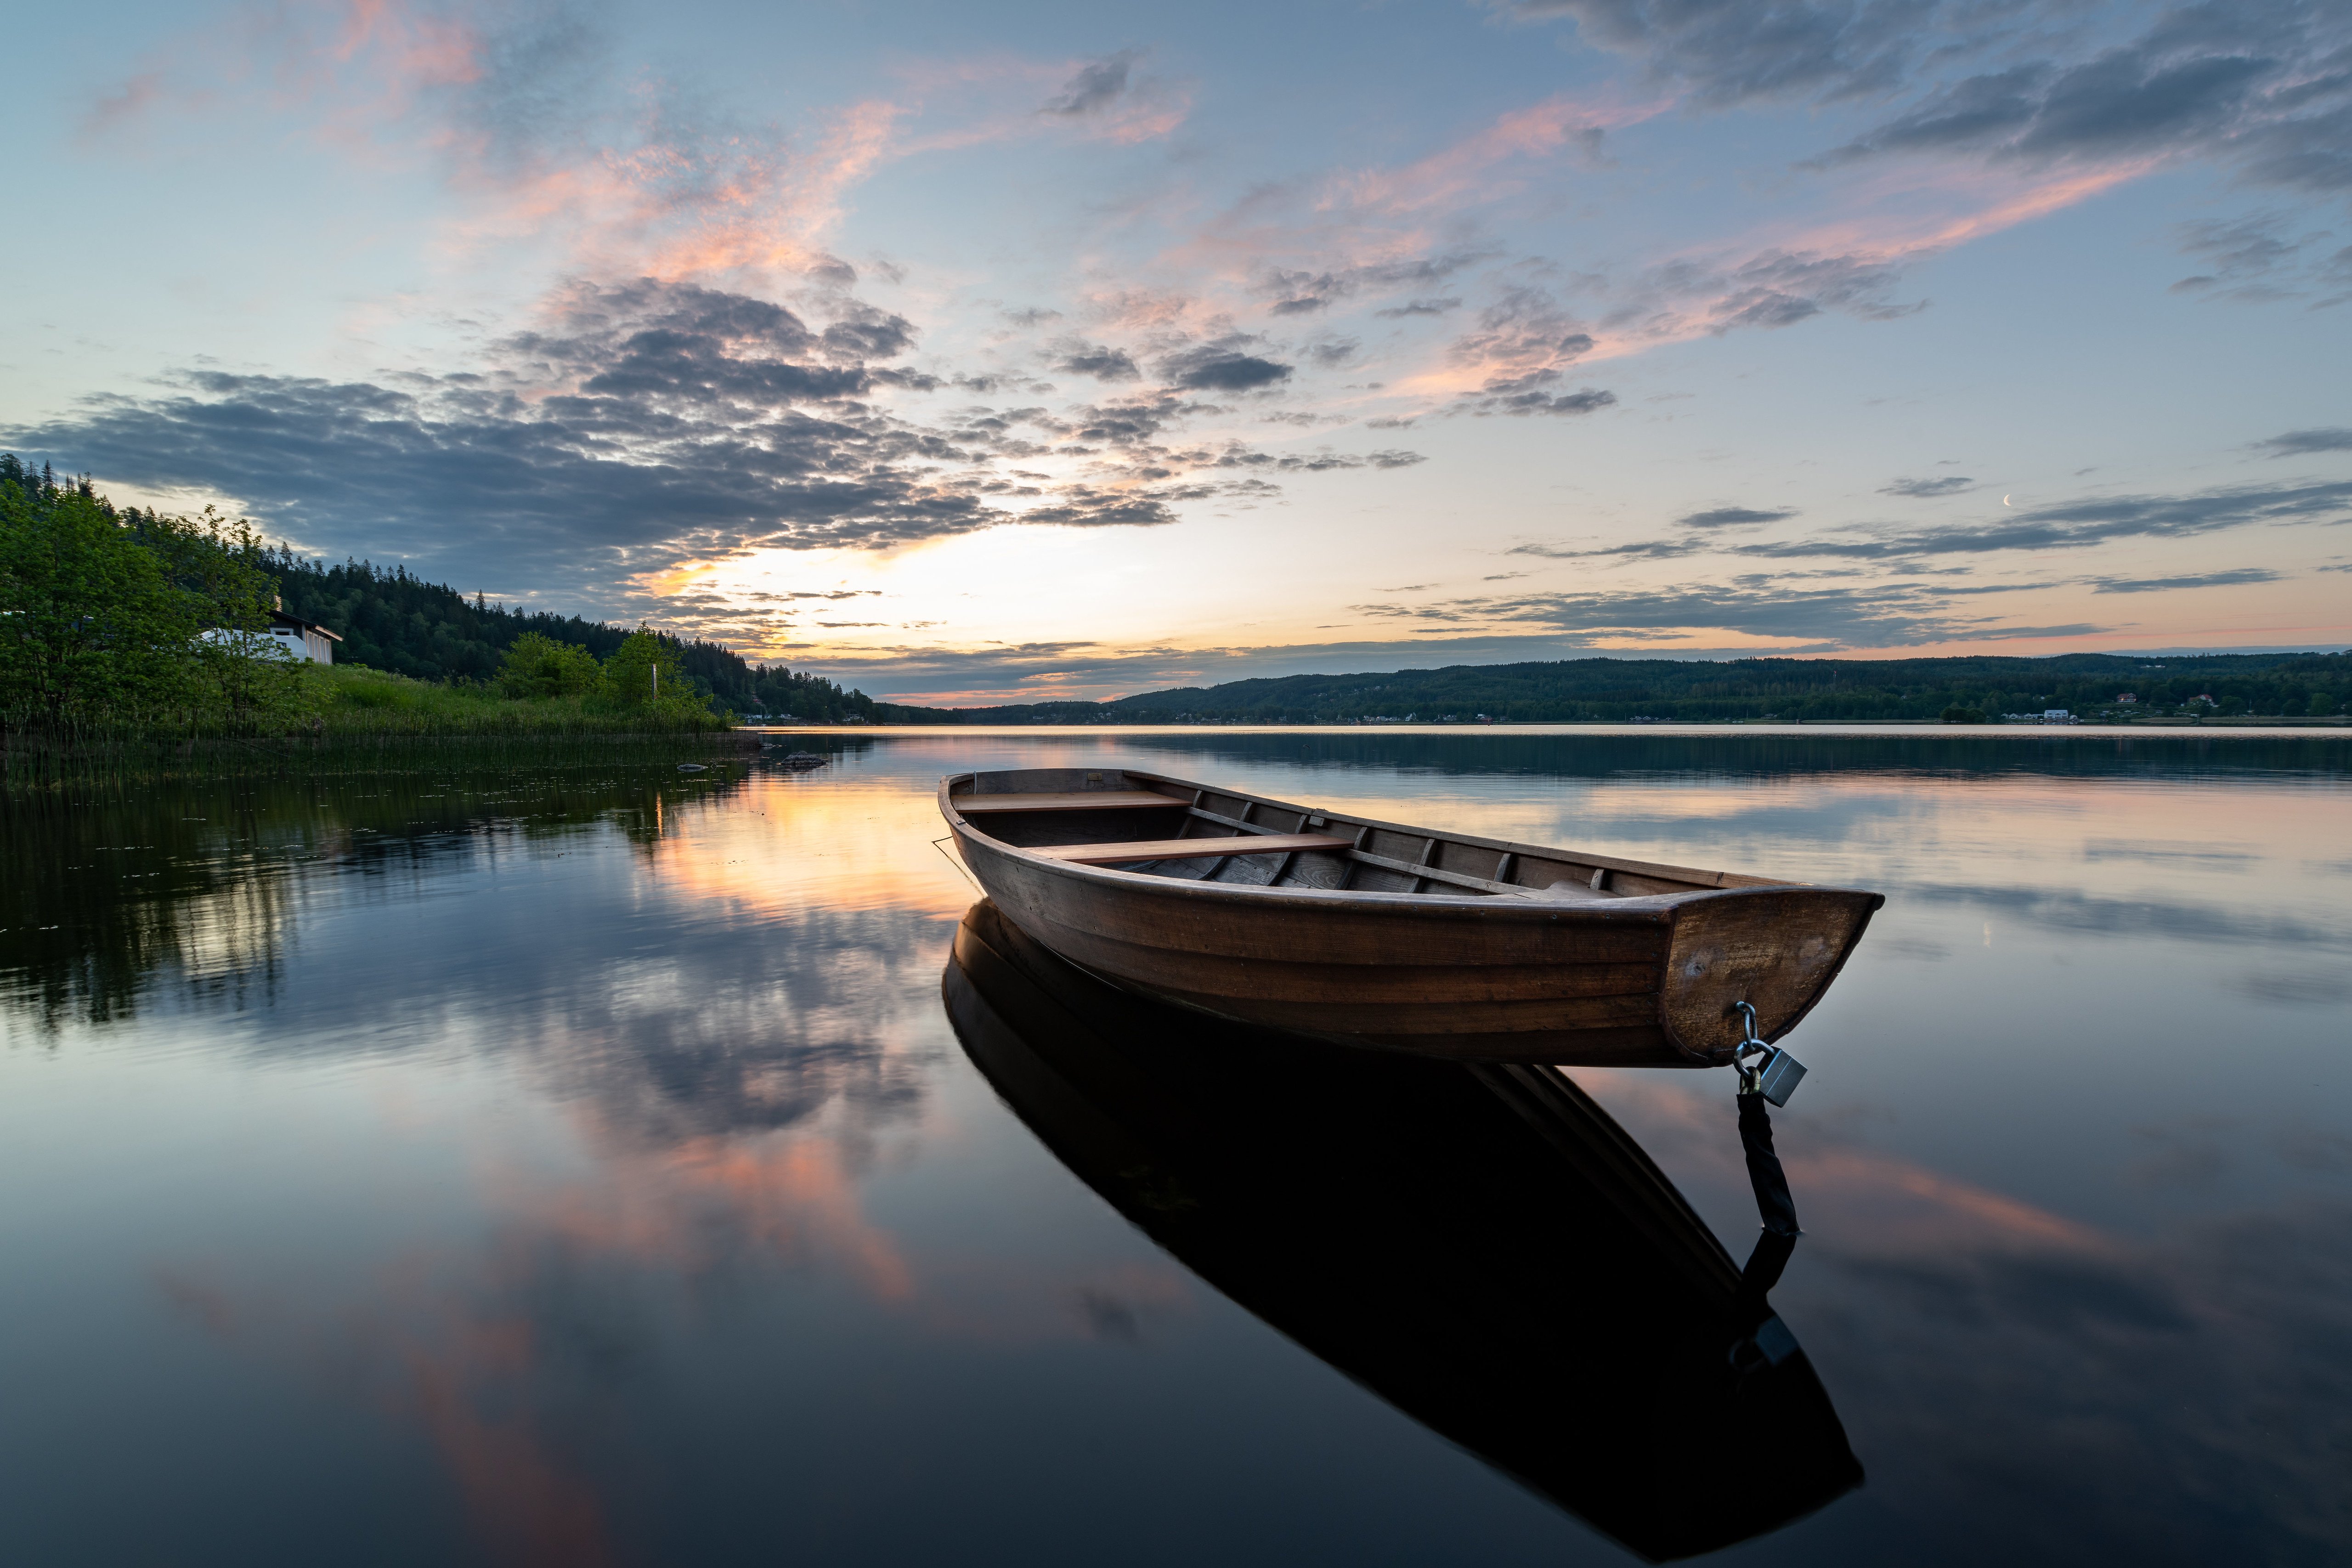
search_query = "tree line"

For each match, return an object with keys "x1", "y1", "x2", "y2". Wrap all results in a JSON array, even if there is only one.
[
  {"x1": 1, "y1": 458, "x2": 317, "y2": 731},
  {"x1": 1, "y1": 457, "x2": 927, "y2": 730},
  {"x1": 950, "y1": 651, "x2": 2351, "y2": 724},
  {"x1": 259, "y1": 550, "x2": 909, "y2": 721}
]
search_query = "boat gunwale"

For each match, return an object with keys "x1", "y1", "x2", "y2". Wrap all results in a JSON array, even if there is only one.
[{"x1": 938, "y1": 768, "x2": 1870, "y2": 919}]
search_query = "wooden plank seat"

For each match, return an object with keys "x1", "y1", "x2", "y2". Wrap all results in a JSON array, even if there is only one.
[
  {"x1": 1039, "y1": 834, "x2": 1356, "y2": 866},
  {"x1": 951, "y1": 791, "x2": 1187, "y2": 814}
]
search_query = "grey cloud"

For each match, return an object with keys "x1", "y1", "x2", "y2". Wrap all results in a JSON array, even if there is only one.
[
  {"x1": 817, "y1": 305, "x2": 918, "y2": 362},
  {"x1": 1506, "y1": 475, "x2": 2352, "y2": 568},
  {"x1": 1512, "y1": 0, "x2": 1939, "y2": 108},
  {"x1": 1883, "y1": 475, "x2": 1978, "y2": 497},
  {"x1": 1376, "y1": 297, "x2": 1463, "y2": 318},
  {"x1": 1819, "y1": 49, "x2": 2272, "y2": 166},
  {"x1": 2166, "y1": 212, "x2": 2349, "y2": 303},
  {"x1": 1048, "y1": 340, "x2": 1142, "y2": 381},
  {"x1": 1523, "y1": 0, "x2": 2352, "y2": 231},
  {"x1": 1001, "y1": 307, "x2": 1063, "y2": 327},
  {"x1": 1486, "y1": 385, "x2": 1617, "y2": 417},
  {"x1": 1306, "y1": 338, "x2": 1361, "y2": 368},
  {"x1": 1211, "y1": 445, "x2": 1426, "y2": 472},
  {"x1": 1042, "y1": 49, "x2": 1143, "y2": 117},
  {"x1": 1679, "y1": 505, "x2": 1797, "y2": 528},
  {"x1": 1450, "y1": 285, "x2": 1595, "y2": 374},
  {"x1": 1353, "y1": 574, "x2": 2105, "y2": 647},
  {"x1": 1809, "y1": 4, "x2": 2352, "y2": 198},
  {"x1": 1731, "y1": 478, "x2": 2352, "y2": 559},
  {"x1": 1257, "y1": 254, "x2": 1483, "y2": 318},
  {"x1": 1509, "y1": 536, "x2": 1702, "y2": 560},
  {"x1": 1060, "y1": 394, "x2": 1205, "y2": 445},
  {"x1": 1159, "y1": 343, "x2": 1293, "y2": 391},
  {"x1": 1453, "y1": 367, "x2": 1617, "y2": 418},
  {"x1": 1663, "y1": 248, "x2": 1920, "y2": 330},
  {"x1": 1266, "y1": 271, "x2": 1345, "y2": 315},
  {"x1": 2088, "y1": 568, "x2": 2283, "y2": 593},
  {"x1": 1000, "y1": 489, "x2": 1176, "y2": 527},
  {"x1": 1562, "y1": 246, "x2": 1923, "y2": 352},
  {"x1": 2256, "y1": 427, "x2": 2352, "y2": 456},
  {"x1": 6, "y1": 277, "x2": 1241, "y2": 603}
]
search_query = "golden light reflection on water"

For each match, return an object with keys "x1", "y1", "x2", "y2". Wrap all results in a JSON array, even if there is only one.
[{"x1": 639, "y1": 769, "x2": 976, "y2": 919}]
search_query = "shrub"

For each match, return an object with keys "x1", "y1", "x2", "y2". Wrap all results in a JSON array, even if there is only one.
[
  {"x1": 601, "y1": 627, "x2": 717, "y2": 717},
  {"x1": 498, "y1": 632, "x2": 602, "y2": 699}
]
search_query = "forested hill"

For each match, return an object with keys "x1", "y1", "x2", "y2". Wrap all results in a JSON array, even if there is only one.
[
  {"x1": 260, "y1": 550, "x2": 952, "y2": 723},
  {"x1": 954, "y1": 651, "x2": 2352, "y2": 724}
]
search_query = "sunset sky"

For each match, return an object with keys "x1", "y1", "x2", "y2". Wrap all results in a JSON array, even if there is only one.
[{"x1": 6, "y1": 0, "x2": 2350, "y2": 702}]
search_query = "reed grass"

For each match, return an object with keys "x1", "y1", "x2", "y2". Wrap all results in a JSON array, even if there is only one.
[{"x1": 2, "y1": 666, "x2": 752, "y2": 792}]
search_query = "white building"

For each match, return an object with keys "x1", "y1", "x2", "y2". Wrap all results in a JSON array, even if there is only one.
[
  {"x1": 200, "y1": 610, "x2": 341, "y2": 663},
  {"x1": 265, "y1": 610, "x2": 340, "y2": 662}
]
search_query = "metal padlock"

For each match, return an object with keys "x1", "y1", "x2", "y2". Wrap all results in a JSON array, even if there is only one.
[{"x1": 1751, "y1": 1046, "x2": 1806, "y2": 1107}]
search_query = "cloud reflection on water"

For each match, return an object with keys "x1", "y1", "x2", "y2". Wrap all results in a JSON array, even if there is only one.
[{"x1": 4, "y1": 731, "x2": 2349, "y2": 1564}]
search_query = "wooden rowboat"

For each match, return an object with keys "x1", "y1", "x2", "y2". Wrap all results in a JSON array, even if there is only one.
[
  {"x1": 939, "y1": 766, "x2": 1883, "y2": 1066},
  {"x1": 944, "y1": 900, "x2": 1863, "y2": 1560}
]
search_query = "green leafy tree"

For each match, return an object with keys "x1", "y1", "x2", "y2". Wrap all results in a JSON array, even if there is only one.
[
  {"x1": 144, "y1": 507, "x2": 317, "y2": 728},
  {"x1": 498, "y1": 631, "x2": 603, "y2": 698},
  {"x1": 602, "y1": 627, "x2": 716, "y2": 717},
  {"x1": 0, "y1": 483, "x2": 197, "y2": 725}
]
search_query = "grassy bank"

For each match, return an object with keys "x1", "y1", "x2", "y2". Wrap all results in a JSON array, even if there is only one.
[
  {"x1": 2, "y1": 664, "x2": 761, "y2": 793},
  {"x1": 313, "y1": 664, "x2": 736, "y2": 736},
  {"x1": 2, "y1": 728, "x2": 763, "y2": 794}
]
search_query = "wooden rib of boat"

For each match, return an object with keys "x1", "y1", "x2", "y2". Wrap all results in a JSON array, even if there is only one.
[
  {"x1": 939, "y1": 766, "x2": 1883, "y2": 1067},
  {"x1": 944, "y1": 899, "x2": 1864, "y2": 1562}
]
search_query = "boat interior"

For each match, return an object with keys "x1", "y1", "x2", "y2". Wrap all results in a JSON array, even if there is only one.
[{"x1": 949, "y1": 767, "x2": 1783, "y2": 902}]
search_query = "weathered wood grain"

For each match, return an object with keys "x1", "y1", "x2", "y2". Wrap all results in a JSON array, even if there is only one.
[
  {"x1": 950, "y1": 790, "x2": 1187, "y2": 814},
  {"x1": 1040, "y1": 833, "x2": 1354, "y2": 865}
]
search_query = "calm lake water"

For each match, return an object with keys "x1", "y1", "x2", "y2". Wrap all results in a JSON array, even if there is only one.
[{"x1": 4, "y1": 728, "x2": 2348, "y2": 1566}]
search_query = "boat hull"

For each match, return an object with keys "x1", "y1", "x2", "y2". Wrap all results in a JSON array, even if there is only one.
[{"x1": 942, "y1": 769, "x2": 1882, "y2": 1067}]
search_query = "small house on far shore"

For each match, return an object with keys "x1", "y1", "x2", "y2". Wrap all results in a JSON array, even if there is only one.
[
  {"x1": 266, "y1": 609, "x2": 341, "y2": 663},
  {"x1": 200, "y1": 607, "x2": 342, "y2": 663}
]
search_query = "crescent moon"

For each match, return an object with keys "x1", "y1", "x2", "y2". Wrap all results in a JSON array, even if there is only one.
[{"x1": 2002, "y1": 494, "x2": 2014, "y2": 506}]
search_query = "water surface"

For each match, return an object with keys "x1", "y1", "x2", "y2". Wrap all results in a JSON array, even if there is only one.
[{"x1": 4, "y1": 730, "x2": 2347, "y2": 1565}]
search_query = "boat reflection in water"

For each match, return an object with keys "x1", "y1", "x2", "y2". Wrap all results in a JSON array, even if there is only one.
[{"x1": 944, "y1": 898, "x2": 1862, "y2": 1563}]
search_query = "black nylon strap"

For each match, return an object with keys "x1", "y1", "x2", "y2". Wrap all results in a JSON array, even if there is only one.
[{"x1": 1737, "y1": 1090, "x2": 1800, "y2": 1239}]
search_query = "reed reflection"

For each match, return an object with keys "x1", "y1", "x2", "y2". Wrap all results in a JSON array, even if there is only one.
[
  {"x1": 0, "y1": 766, "x2": 748, "y2": 1029},
  {"x1": 944, "y1": 898, "x2": 1862, "y2": 1562}
]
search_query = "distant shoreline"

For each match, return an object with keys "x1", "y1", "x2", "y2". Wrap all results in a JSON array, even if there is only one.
[{"x1": 748, "y1": 719, "x2": 2352, "y2": 735}]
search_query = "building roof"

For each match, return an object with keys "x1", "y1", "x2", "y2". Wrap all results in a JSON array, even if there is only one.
[{"x1": 268, "y1": 609, "x2": 344, "y2": 641}]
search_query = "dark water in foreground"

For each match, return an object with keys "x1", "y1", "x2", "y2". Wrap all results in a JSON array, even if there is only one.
[{"x1": 3, "y1": 730, "x2": 2348, "y2": 1565}]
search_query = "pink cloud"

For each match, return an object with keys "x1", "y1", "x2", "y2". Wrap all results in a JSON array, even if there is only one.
[{"x1": 1322, "y1": 92, "x2": 1670, "y2": 217}]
